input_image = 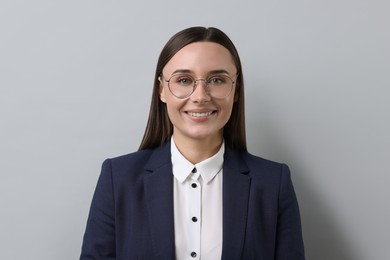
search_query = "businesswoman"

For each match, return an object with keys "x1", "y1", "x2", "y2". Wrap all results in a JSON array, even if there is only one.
[{"x1": 80, "y1": 26, "x2": 305, "y2": 260}]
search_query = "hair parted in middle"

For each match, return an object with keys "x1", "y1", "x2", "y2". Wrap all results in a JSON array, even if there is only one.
[{"x1": 139, "y1": 26, "x2": 246, "y2": 151}]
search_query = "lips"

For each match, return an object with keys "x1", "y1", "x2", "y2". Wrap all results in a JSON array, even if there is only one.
[{"x1": 186, "y1": 111, "x2": 215, "y2": 118}]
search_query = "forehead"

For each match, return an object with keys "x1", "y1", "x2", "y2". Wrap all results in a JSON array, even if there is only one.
[{"x1": 163, "y1": 42, "x2": 236, "y2": 75}]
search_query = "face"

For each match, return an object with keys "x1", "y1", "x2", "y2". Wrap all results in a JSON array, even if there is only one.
[{"x1": 159, "y1": 41, "x2": 237, "y2": 145}]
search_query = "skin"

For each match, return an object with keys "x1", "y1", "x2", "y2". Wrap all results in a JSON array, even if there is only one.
[{"x1": 159, "y1": 42, "x2": 237, "y2": 164}]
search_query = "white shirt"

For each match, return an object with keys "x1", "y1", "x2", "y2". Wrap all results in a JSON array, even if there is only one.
[{"x1": 171, "y1": 138, "x2": 224, "y2": 260}]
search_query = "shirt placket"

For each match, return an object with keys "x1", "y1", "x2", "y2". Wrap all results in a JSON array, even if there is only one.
[{"x1": 187, "y1": 168, "x2": 201, "y2": 259}]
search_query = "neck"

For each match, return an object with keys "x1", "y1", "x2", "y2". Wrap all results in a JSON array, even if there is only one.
[{"x1": 173, "y1": 134, "x2": 223, "y2": 164}]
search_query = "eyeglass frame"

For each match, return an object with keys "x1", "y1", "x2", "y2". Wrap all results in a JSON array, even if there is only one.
[{"x1": 160, "y1": 73, "x2": 237, "y2": 99}]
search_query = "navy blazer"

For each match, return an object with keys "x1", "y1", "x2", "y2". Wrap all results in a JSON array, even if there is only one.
[{"x1": 80, "y1": 141, "x2": 305, "y2": 259}]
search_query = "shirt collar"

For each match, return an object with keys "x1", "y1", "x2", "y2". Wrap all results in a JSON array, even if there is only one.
[{"x1": 171, "y1": 137, "x2": 224, "y2": 184}]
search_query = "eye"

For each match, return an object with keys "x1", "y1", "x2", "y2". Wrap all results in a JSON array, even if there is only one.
[
  {"x1": 208, "y1": 75, "x2": 227, "y2": 85},
  {"x1": 172, "y1": 75, "x2": 194, "y2": 86}
]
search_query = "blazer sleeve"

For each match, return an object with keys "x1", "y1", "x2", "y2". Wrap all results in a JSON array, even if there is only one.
[
  {"x1": 275, "y1": 164, "x2": 305, "y2": 260},
  {"x1": 80, "y1": 159, "x2": 116, "y2": 260}
]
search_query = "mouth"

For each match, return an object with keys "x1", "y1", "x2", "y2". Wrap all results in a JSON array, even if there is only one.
[{"x1": 186, "y1": 111, "x2": 215, "y2": 118}]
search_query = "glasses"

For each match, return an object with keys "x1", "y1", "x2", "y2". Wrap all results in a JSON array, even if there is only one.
[{"x1": 162, "y1": 73, "x2": 236, "y2": 99}]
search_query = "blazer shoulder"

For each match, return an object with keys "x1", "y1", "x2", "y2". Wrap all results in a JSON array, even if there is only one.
[
  {"x1": 236, "y1": 151, "x2": 292, "y2": 184},
  {"x1": 242, "y1": 151, "x2": 287, "y2": 171},
  {"x1": 104, "y1": 142, "x2": 171, "y2": 175},
  {"x1": 109, "y1": 148, "x2": 154, "y2": 166}
]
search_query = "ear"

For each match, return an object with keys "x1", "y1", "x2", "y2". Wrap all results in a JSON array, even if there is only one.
[{"x1": 158, "y1": 76, "x2": 167, "y2": 103}]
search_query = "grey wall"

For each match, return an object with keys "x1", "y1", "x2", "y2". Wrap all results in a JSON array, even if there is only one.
[{"x1": 1, "y1": 0, "x2": 389, "y2": 259}]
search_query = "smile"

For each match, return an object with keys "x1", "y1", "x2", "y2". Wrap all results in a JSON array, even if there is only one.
[{"x1": 186, "y1": 111, "x2": 214, "y2": 118}]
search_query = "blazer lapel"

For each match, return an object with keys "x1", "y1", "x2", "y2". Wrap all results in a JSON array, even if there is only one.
[
  {"x1": 144, "y1": 142, "x2": 175, "y2": 259},
  {"x1": 221, "y1": 147, "x2": 251, "y2": 260}
]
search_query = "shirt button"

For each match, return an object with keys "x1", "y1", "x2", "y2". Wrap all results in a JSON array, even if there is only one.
[
  {"x1": 192, "y1": 168, "x2": 197, "y2": 173},
  {"x1": 192, "y1": 216, "x2": 198, "y2": 222},
  {"x1": 191, "y1": 183, "x2": 197, "y2": 188},
  {"x1": 191, "y1": 252, "x2": 197, "y2": 258}
]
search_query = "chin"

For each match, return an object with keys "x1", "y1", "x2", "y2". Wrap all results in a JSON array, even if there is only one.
[{"x1": 186, "y1": 129, "x2": 222, "y2": 141}]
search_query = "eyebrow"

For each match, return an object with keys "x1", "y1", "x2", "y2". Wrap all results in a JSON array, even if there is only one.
[{"x1": 171, "y1": 69, "x2": 232, "y2": 76}]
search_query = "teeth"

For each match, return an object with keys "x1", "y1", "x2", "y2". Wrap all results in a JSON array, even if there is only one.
[{"x1": 187, "y1": 111, "x2": 213, "y2": 117}]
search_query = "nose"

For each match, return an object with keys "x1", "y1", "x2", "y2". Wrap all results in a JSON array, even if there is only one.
[{"x1": 190, "y1": 80, "x2": 211, "y2": 102}]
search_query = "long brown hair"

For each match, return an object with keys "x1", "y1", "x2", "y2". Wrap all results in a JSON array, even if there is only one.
[{"x1": 139, "y1": 26, "x2": 246, "y2": 151}]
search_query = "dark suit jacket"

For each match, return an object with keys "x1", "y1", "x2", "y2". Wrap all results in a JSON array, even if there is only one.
[{"x1": 80, "y1": 141, "x2": 305, "y2": 259}]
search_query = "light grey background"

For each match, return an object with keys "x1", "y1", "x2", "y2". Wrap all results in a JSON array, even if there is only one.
[{"x1": 1, "y1": 0, "x2": 389, "y2": 259}]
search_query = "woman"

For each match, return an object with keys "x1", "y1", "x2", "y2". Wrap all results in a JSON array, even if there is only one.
[{"x1": 80, "y1": 26, "x2": 305, "y2": 260}]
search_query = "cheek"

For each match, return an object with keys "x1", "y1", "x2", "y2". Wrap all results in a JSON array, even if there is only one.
[
  {"x1": 166, "y1": 104, "x2": 176, "y2": 118},
  {"x1": 223, "y1": 99, "x2": 235, "y2": 114},
  {"x1": 164, "y1": 98, "x2": 185, "y2": 118},
  {"x1": 223, "y1": 101, "x2": 236, "y2": 124}
]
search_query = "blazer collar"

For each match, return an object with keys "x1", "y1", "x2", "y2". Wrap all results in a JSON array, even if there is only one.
[{"x1": 143, "y1": 141, "x2": 251, "y2": 260}]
